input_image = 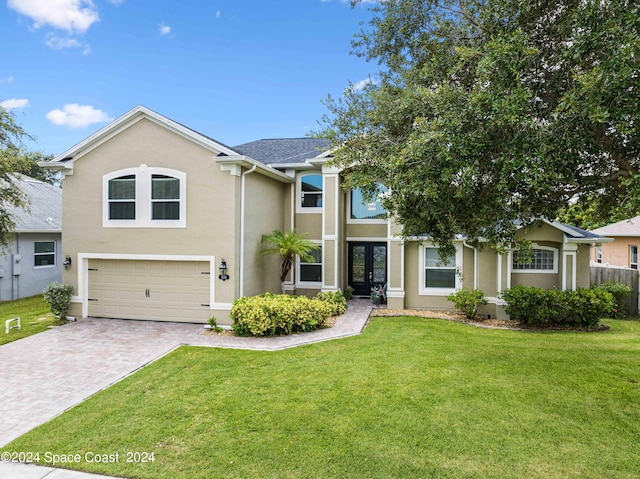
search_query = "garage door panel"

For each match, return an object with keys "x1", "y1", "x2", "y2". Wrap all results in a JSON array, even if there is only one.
[{"x1": 88, "y1": 259, "x2": 211, "y2": 323}]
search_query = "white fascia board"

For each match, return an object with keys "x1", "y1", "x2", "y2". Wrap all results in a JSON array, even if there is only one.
[
  {"x1": 215, "y1": 156, "x2": 294, "y2": 183},
  {"x1": 268, "y1": 163, "x2": 317, "y2": 171},
  {"x1": 565, "y1": 235, "x2": 614, "y2": 244},
  {"x1": 51, "y1": 105, "x2": 239, "y2": 164}
]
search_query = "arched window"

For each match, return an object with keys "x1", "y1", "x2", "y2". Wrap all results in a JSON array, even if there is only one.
[
  {"x1": 299, "y1": 173, "x2": 323, "y2": 210},
  {"x1": 103, "y1": 166, "x2": 186, "y2": 227}
]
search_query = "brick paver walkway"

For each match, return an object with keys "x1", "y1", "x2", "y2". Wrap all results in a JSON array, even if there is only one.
[{"x1": 0, "y1": 299, "x2": 373, "y2": 448}]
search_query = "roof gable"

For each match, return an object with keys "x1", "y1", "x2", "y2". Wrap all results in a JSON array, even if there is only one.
[{"x1": 51, "y1": 105, "x2": 239, "y2": 165}]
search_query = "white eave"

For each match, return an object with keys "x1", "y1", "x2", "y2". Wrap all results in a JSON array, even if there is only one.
[
  {"x1": 41, "y1": 105, "x2": 240, "y2": 175},
  {"x1": 215, "y1": 156, "x2": 294, "y2": 183}
]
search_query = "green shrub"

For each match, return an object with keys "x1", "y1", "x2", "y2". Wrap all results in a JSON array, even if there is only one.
[
  {"x1": 446, "y1": 289, "x2": 488, "y2": 319},
  {"x1": 315, "y1": 290, "x2": 347, "y2": 316},
  {"x1": 231, "y1": 293, "x2": 335, "y2": 337},
  {"x1": 594, "y1": 282, "x2": 632, "y2": 317},
  {"x1": 343, "y1": 285, "x2": 354, "y2": 300},
  {"x1": 502, "y1": 285, "x2": 613, "y2": 329},
  {"x1": 43, "y1": 282, "x2": 74, "y2": 320}
]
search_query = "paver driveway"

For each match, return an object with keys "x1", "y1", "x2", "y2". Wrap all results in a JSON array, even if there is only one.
[
  {"x1": 0, "y1": 318, "x2": 203, "y2": 447},
  {"x1": 0, "y1": 300, "x2": 372, "y2": 447}
]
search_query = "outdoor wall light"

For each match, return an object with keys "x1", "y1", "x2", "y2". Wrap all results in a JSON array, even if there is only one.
[
  {"x1": 63, "y1": 256, "x2": 72, "y2": 269},
  {"x1": 218, "y1": 259, "x2": 229, "y2": 281}
]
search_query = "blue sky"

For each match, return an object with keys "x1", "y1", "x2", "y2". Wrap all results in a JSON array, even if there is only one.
[{"x1": 1, "y1": 0, "x2": 377, "y2": 156}]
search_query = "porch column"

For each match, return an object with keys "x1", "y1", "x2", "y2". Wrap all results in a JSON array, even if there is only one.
[
  {"x1": 562, "y1": 244, "x2": 578, "y2": 291},
  {"x1": 321, "y1": 165, "x2": 340, "y2": 292},
  {"x1": 386, "y1": 217, "x2": 405, "y2": 309}
]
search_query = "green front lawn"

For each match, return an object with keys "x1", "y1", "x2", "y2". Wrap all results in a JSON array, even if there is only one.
[
  {"x1": 4, "y1": 317, "x2": 640, "y2": 478},
  {"x1": 0, "y1": 295, "x2": 65, "y2": 346}
]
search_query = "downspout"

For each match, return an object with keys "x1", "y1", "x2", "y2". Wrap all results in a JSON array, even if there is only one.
[
  {"x1": 462, "y1": 240, "x2": 478, "y2": 290},
  {"x1": 239, "y1": 164, "x2": 257, "y2": 298}
]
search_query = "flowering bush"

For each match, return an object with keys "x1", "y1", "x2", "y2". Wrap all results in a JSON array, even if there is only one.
[
  {"x1": 231, "y1": 293, "x2": 335, "y2": 337},
  {"x1": 501, "y1": 285, "x2": 613, "y2": 329}
]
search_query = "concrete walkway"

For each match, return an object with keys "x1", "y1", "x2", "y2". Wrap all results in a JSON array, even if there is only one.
[{"x1": 0, "y1": 299, "x2": 373, "y2": 478}]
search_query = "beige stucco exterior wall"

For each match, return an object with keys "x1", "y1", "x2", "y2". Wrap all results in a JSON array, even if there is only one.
[
  {"x1": 61, "y1": 118, "x2": 239, "y2": 320},
  {"x1": 241, "y1": 171, "x2": 287, "y2": 297}
]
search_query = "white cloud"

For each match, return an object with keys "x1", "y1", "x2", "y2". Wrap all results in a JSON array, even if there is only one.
[
  {"x1": 46, "y1": 104, "x2": 112, "y2": 128},
  {"x1": 7, "y1": 0, "x2": 100, "y2": 34},
  {"x1": 159, "y1": 23, "x2": 171, "y2": 35},
  {"x1": 349, "y1": 77, "x2": 378, "y2": 92},
  {"x1": 0, "y1": 98, "x2": 30, "y2": 110},
  {"x1": 45, "y1": 33, "x2": 80, "y2": 49},
  {"x1": 0, "y1": 76, "x2": 14, "y2": 85}
]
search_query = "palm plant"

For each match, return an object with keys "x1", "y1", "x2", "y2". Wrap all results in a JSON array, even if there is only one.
[{"x1": 261, "y1": 229, "x2": 319, "y2": 292}]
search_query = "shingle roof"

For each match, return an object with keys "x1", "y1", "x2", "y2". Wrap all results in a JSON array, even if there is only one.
[
  {"x1": 591, "y1": 216, "x2": 640, "y2": 237},
  {"x1": 6, "y1": 175, "x2": 62, "y2": 232},
  {"x1": 557, "y1": 221, "x2": 605, "y2": 240},
  {"x1": 232, "y1": 138, "x2": 331, "y2": 165}
]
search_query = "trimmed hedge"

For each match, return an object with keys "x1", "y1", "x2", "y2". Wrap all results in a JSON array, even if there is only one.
[
  {"x1": 594, "y1": 282, "x2": 632, "y2": 318},
  {"x1": 231, "y1": 293, "x2": 342, "y2": 337},
  {"x1": 502, "y1": 285, "x2": 614, "y2": 329},
  {"x1": 446, "y1": 288, "x2": 488, "y2": 319}
]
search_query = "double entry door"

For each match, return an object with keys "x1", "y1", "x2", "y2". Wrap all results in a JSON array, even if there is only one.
[{"x1": 348, "y1": 242, "x2": 387, "y2": 296}]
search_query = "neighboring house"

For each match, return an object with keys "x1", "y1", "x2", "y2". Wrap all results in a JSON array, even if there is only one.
[
  {"x1": 44, "y1": 106, "x2": 609, "y2": 324},
  {"x1": 0, "y1": 175, "x2": 62, "y2": 301},
  {"x1": 590, "y1": 216, "x2": 640, "y2": 269}
]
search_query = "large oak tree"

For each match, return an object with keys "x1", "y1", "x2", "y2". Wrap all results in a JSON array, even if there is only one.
[{"x1": 321, "y1": 0, "x2": 639, "y2": 255}]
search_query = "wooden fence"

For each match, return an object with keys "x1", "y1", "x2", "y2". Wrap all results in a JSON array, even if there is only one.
[{"x1": 590, "y1": 265, "x2": 640, "y2": 316}]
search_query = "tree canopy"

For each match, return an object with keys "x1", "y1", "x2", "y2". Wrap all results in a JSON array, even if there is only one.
[
  {"x1": 0, "y1": 106, "x2": 32, "y2": 249},
  {"x1": 321, "y1": 0, "x2": 639, "y2": 255}
]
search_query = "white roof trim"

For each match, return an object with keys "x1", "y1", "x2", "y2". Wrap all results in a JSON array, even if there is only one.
[
  {"x1": 215, "y1": 156, "x2": 294, "y2": 183},
  {"x1": 51, "y1": 105, "x2": 238, "y2": 163}
]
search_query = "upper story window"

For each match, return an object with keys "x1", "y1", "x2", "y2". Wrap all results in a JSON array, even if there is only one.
[
  {"x1": 512, "y1": 247, "x2": 557, "y2": 273},
  {"x1": 630, "y1": 245, "x2": 638, "y2": 270},
  {"x1": 419, "y1": 244, "x2": 462, "y2": 295},
  {"x1": 349, "y1": 184, "x2": 388, "y2": 222},
  {"x1": 103, "y1": 165, "x2": 186, "y2": 228},
  {"x1": 299, "y1": 174, "x2": 323, "y2": 211},
  {"x1": 151, "y1": 175, "x2": 180, "y2": 220},
  {"x1": 108, "y1": 175, "x2": 136, "y2": 220},
  {"x1": 34, "y1": 241, "x2": 56, "y2": 268}
]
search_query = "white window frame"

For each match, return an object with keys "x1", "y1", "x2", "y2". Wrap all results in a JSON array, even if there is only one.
[
  {"x1": 296, "y1": 242, "x2": 322, "y2": 288},
  {"x1": 630, "y1": 245, "x2": 638, "y2": 270},
  {"x1": 512, "y1": 246, "x2": 558, "y2": 274},
  {"x1": 103, "y1": 165, "x2": 186, "y2": 228},
  {"x1": 596, "y1": 245, "x2": 602, "y2": 264},
  {"x1": 347, "y1": 184, "x2": 389, "y2": 224},
  {"x1": 34, "y1": 241, "x2": 56, "y2": 268},
  {"x1": 418, "y1": 243, "x2": 463, "y2": 296},
  {"x1": 296, "y1": 172, "x2": 323, "y2": 214}
]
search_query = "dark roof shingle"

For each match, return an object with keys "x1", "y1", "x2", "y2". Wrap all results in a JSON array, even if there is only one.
[{"x1": 233, "y1": 138, "x2": 331, "y2": 165}]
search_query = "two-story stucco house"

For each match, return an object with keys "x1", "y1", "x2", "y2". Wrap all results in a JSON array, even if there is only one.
[{"x1": 44, "y1": 106, "x2": 608, "y2": 325}]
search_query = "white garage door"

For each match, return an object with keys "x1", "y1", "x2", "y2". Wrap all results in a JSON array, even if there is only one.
[{"x1": 88, "y1": 259, "x2": 211, "y2": 323}]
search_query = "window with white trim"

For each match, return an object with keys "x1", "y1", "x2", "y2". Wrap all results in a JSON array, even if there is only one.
[
  {"x1": 512, "y1": 248, "x2": 557, "y2": 273},
  {"x1": 298, "y1": 246, "x2": 322, "y2": 284},
  {"x1": 596, "y1": 245, "x2": 602, "y2": 264},
  {"x1": 108, "y1": 175, "x2": 136, "y2": 220},
  {"x1": 34, "y1": 241, "x2": 56, "y2": 267},
  {"x1": 419, "y1": 244, "x2": 462, "y2": 294},
  {"x1": 630, "y1": 245, "x2": 638, "y2": 270},
  {"x1": 103, "y1": 166, "x2": 186, "y2": 228},
  {"x1": 349, "y1": 184, "x2": 388, "y2": 222},
  {"x1": 299, "y1": 173, "x2": 323, "y2": 210}
]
